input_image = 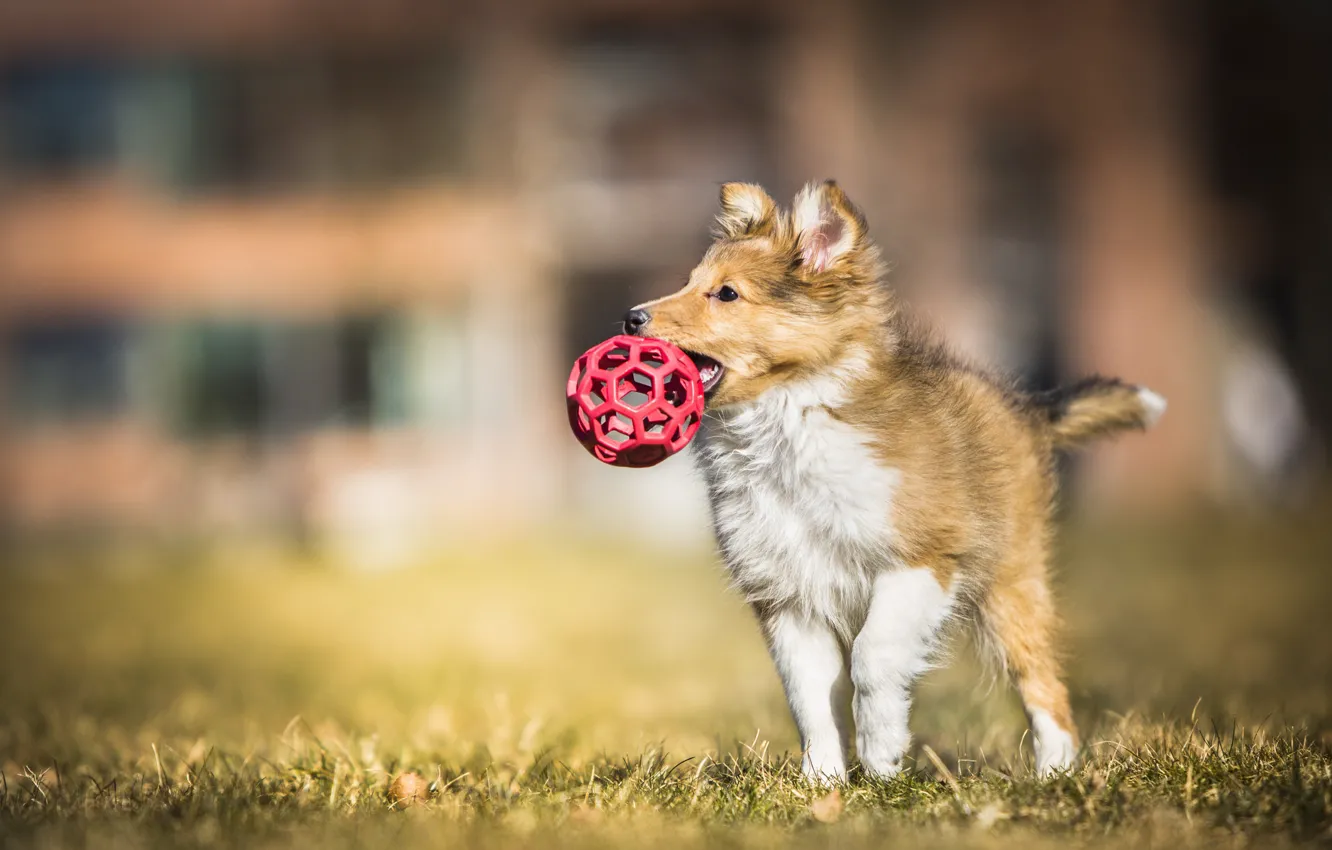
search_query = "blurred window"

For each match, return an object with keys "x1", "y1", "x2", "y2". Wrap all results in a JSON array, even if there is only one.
[
  {"x1": 406, "y1": 310, "x2": 469, "y2": 429},
  {"x1": 190, "y1": 54, "x2": 466, "y2": 191},
  {"x1": 175, "y1": 322, "x2": 266, "y2": 435},
  {"x1": 171, "y1": 315, "x2": 412, "y2": 436},
  {"x1": 0, "y1": 54, "x2": 465, "y2": 191},
  {"x1": 557, "y1": 27, "x2": 774, "y2": 183},
  {"x1": 5, "y1": 318, "x2": 131, "y2": 423},
  {"x1": 0, "y1": 62, "x2": 122, "y2": 178},
  {"x1": 322, "y1": 314, "x2": 409, "y2": 428}
]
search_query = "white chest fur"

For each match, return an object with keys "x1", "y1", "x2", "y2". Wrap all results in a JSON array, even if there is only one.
[{"x1": 695, "y1": 365, "x2": 901, "y2": 636}]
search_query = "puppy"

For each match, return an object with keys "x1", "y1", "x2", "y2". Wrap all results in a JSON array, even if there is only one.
[{"x1": 622, "y1": 180, "x2": 1165, "y2": 780}]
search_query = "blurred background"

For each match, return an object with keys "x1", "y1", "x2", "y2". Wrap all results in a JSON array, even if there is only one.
[{"x1": 0, "y1": 0, "x2": 1329, "y2": 566}]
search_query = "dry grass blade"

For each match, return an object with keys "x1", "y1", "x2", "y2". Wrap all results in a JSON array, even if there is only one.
[{"x1": 922, "y1": 744, "x2": 972, "y2": 816}]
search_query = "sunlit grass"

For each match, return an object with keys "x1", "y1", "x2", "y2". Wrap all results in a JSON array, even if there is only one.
[{"x1": 1, "y1": 515, "x2": 1330, "y2": 848}]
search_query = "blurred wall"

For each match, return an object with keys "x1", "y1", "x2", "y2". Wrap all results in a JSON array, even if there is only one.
[{"x1": 0, "y1": 0, "x2": 1325, "y2": 561}]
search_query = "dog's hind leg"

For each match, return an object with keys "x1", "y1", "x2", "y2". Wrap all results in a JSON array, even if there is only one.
[
  {"x1": 759, "y1": 607, "x2": 852, "y2": 781},
  {"x1": 979, "y1": 553, "x2": 1079, "y2": 776}
]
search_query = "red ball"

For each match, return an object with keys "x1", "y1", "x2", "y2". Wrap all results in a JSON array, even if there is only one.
[{"x1": 566, "y1": 335, "x2": 705, "y2": 467}]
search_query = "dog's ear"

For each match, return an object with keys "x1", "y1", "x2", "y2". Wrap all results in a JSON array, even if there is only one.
[
  {"x1": 792, "y1": 180, "x2": 868, "y2": 275},
  {"x1": 716, "y1": 182, "x2": 778, "y2": 239}
]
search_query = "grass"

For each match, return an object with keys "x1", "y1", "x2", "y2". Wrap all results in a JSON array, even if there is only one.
[{"x1": 1, "y1": 513, "x2": 1330, "y2": 848}]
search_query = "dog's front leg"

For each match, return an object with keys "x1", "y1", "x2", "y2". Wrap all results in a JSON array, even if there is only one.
[
  {"x1": 851, "y1": 568, "x2": 955, "y2": 778},
  {"x1": 759, "y1": 607, "x2": 852, "y2": 781}
]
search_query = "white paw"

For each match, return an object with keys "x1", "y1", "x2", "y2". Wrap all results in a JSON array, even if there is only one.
[
  {"x1": 1030, "y1": 709, "x2": 1078, "y2": 776},
  {"x1": 858, "y1": 756, "x2": 904, "y2": 780},
  {"x1": 1035, "y1": 736, "x2": 1078, "y2": 777},
  {"x1": 856, "y1": 727, "x2": 910, "y2": 780},
  {"x1": 802, "y1": 749, "x2": 847, "y2": 783}
]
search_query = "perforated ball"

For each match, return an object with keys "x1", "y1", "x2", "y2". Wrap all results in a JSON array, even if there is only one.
[{"x1": 566, "y1": 335, "x2": 705, "y2": 468}]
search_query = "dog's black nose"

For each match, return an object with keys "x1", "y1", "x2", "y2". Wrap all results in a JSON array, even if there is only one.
[{"x1": 623, "y1": 308, "x2": 650, "y2": 335}]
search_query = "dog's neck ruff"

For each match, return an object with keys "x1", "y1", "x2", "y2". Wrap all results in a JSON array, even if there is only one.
[{"x1": 696, "y1": 353, "x2": 901, "y2": 637}]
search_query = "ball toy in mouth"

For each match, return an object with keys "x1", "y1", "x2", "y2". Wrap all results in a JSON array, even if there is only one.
[{"x1": 566, "y1": 334, "x2": 706, "y2": 467}]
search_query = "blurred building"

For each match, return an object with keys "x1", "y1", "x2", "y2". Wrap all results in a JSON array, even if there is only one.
[{"x1": 0, "y1": 0, "x2": 1326, "y2": 559}]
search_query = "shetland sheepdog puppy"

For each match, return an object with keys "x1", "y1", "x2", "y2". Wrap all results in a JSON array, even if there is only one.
[{"x1": 622, "y1": 180, "x2": 1165, "y2": 780}]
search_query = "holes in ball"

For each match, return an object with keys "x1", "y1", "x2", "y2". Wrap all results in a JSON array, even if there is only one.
[
  {"x1": 639, "y1": 346, "x2": 667, "y2": 370},
  {"x1": 583, "y1": 380, "x2": 606, "y2": 409},
  {"x1": 597, "y1": 346, "x2": 631, "y2": 372},
  {"x1": 616, "y1": 369, "x2": 655, "y2": 410},
  {"x1": 662, "y1": 371, "x2": 690, "y2": 408},
  {"x1": 670, "y1": 411, "x2": 699, "y2": 446},
  {"x1": 602, "y1": 411, "x2": 634, "y2": 444},
  {"x1": 642, "y1": 408, "x2": 671, "y2": 436}
]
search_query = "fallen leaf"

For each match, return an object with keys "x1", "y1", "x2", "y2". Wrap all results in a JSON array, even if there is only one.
[
  {"x1": 974, "y1": 802, "x2": 1008, "y2": 830},
  {"x1": 569, "y1": 803, "x2": 602, "y2": 824},
  {"x1": 387, "y1": 773, "x2": 430, "y2": 808},
  {"x1": 811, "y1": 788, "x2": 843, "y2": 823}
]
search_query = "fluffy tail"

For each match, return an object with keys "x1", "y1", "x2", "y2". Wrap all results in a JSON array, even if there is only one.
[{"x1": 1035, "y1": 377, "x2": 1167, "y2": 450}]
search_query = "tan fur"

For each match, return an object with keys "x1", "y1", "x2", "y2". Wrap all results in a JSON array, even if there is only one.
[
  {"x1": 1044, "y1": 381, "x2": 1159, "y2": 448},
  {"x1": 630, "y1": 180, "x2": 1162, "y2": 765}
]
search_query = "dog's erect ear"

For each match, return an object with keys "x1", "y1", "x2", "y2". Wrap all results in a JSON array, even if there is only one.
[
  {"x1": 792, "y1": 180, "x2": 868, "y2": 275},
  {"x1": 716, "y1": 182, "x2": 778, "y2": 239}
]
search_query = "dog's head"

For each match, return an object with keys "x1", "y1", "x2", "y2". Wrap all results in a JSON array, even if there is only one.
[{"x1": 623, "y1": 180, "x2": 886, "y2": 408}]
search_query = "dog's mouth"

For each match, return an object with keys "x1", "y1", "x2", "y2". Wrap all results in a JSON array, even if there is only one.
[{"x1": 686, "y1": 352, "x2": 726, "y2": 395}]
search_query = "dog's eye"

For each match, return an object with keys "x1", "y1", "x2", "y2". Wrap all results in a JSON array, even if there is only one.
[{"x1": 715, "y1": 285, "x2": 739, "y2": 302}]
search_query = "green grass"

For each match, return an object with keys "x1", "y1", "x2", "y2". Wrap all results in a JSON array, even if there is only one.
[{"x1": 1, "y1": 514, "x2": 1330, "y2": 848}]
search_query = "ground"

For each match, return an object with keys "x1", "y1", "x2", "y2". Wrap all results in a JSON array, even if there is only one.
[{"x1": 1, "y1": 513, "x2": 1330, "y2": 848}]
